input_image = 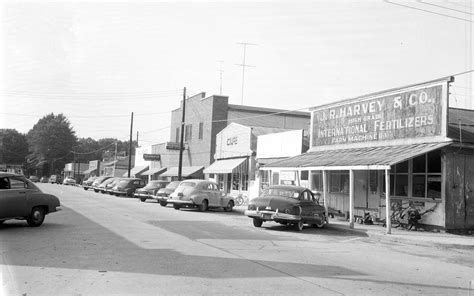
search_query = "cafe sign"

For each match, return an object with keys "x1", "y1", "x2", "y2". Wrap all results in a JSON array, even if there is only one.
[
  {"x1": 311, "y1": 83, "x2": 446, "y2": 147},
  {"x1": 143, "y1": 154, "x2": 161, "y2": 161}
]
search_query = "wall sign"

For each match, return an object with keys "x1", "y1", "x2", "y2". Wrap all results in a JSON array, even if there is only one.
[
  {"x1": 143, "y1": 154, "x2": 161, "y2": 161},
  {"x1": 311, "y1": 85, "x2": 444, "y2": 146}
]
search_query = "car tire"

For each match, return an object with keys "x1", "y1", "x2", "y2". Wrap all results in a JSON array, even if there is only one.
[
  {"x1": 26, "y1": 207, "x2": 45, "y2": 227},
  {"x1": 198, "y1": 200, "x2": 208, "y2": 212},
  {"x1": 295, "y1": 221, "x2": 304, "y2": 231},
  {"x1": 140, "y1": 197, "x2": 146, "y2": 202},
  {"x1": 159, "y1": 201, "x2": 167, "y2": 207},
  {"x1": 173, "y1": 204, "x2": 181, "y2": 210},
  {"x1": 314, "y1": 215, "x2": 327, "y2": 228},
  {"x1": 253, "y1": 218, "x2": 263, "y2": 227},
  {"x1": 223, "y1": 201, "x2": 234, "y2": 212},
  {"x1": 83, "y1": 187, "x2": 88, "y2": 191}
]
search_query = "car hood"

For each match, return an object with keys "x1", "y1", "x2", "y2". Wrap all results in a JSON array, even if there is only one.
[{"x1": 250, "y1": 195, "x2": 300, "y2": 211}]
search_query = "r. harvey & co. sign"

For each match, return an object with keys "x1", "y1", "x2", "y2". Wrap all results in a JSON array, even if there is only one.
[{"x1": 311, "y1": 84, "x2": 445, "y2": 146}]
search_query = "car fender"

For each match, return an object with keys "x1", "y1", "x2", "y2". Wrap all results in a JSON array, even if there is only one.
[{"x1": 190, "y1": 194, "x2": 205, "y2": 204}]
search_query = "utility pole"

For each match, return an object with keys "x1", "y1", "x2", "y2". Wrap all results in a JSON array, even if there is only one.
[
  {"x1": 178, "y1": 87, "x2": 186, "y2": 181},
  {"x1": 113, "y1": 142, "x2": 118, "y2": 177},
  {"x1": 236, "y1": 42, "x2": 257, "y2": 105},
  {"x1": 217, "y1": 60, "x2": 224, "y2": 95},
  {"x1": 128, "y1": 112, "x2": 133, "y2": 178}
]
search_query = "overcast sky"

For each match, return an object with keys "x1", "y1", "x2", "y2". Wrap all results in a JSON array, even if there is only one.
[{"x1": 0, "y1": 0, "x2": 472, "y2": 147}]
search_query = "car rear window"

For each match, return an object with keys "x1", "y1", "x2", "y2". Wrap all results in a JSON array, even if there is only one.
[
  {"x1": 180, "y1": 181, "x2": 196, "y2": 187},
  {"x1": 263, "y1": 188, "x2": 299, "y2": 199}
]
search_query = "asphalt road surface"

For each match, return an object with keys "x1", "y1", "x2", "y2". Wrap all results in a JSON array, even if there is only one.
[{"x1": 1, "y1": 184, "x2": 473, "y2": 295}]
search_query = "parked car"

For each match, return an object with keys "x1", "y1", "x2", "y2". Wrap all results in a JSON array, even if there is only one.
[
  {"x1": 111, "y1": 178, "x2": 146, "y2": 197},
  {"x1": 40, "y1": 176, "x2": 49, "y2": 183},
  {"x1": 91, "y1": 176, "x2": 112, "y2": 192},
  {"x1": 153, "y1": 181, "x2": 181, "y2": 206},
  {"x1": 0, "y1": 172, "x2": 61, "y2": 227},
  {"x1": 98, "y1": 177, "x2": 120, "y2": 194},
  {"x1": 48, "y1": 174, "x2": 63, "y2": 184},
  {"x1": 135, "y1": 180, "x2": 169, "y2": 202},
  {"x1": 167, "y1": 179, "x2": 234, "y2": 212},
  {"x1": 244, "y1": 185, "x2": 327, "y2": 231},
  {"x1": 82, "y1": 176, "x2": 97, "y2": 191},
  {"x1": 62, "y1": 176, "x2": 76, "y2": 186},
  {"x1": 29, "y1": 175, "x2": 40, "y2": 182}
]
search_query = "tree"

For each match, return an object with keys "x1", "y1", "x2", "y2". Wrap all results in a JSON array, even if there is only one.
[
  {"x1": 0, "y1": 129, "x2": 29, "y2": 165},
  {"x1": 26, "y1": 113, "x2": 77, "y2": 175}
]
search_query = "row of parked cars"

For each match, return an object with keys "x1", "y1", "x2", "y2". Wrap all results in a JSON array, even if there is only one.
[
  {"x1": 82, "y1": 176, "x2": 328, "y2": 231},
  {"x1": 28, "y1": 175, "x2": 77, "y2": 186},
  {"x1": 1, "y1": 172, "x2": 328, "y2": 231}
]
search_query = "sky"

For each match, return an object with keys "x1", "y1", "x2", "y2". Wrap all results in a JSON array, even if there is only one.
[{"x1": 0, "y1": 0, "x2": 472, "y2": 148}]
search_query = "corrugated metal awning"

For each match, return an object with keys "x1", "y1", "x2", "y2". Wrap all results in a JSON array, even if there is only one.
[
  {"x1": 203, "y1": 158, "x2": 246, "y2": 174},
  {"x1": 128, "y1": 165, "x2": 149, "y2": 176},
  {"x1": 83, "y1": 167, "x2": 96, "y2": 174},
  {"x1": 141, "y1": 167, "x2": 166, "y2": 176},
  {"x1": 161, "y1": 166, "x2": 204, "y2": 177},
  {"x1": 263, "y1": 142, "x2": 452, "y2": 170}
]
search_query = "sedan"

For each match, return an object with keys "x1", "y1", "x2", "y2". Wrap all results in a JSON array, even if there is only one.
[
  {"x1": 244, "y1": 185, "x2": 327, "y2": 231},
  {"x1": 62, "y1": 177, "x2": 76, "y2": 186},
  {"x1": 134, "y1": 180, "x2": 169, "y2": 202},
  {"x1": 40, "y1": 176, "x2": 49, "y2": 183},
  {"x1": 153, "y1": 181, "x2": 181, "y2": 206},
  {"x1": 82, "y1": 176, "x2": 97, "y2": 191},
  {"x1": 0, "y1": 172, "x2": 61, "y2": 227},
  {"x1": 110, "y1": 178, "x2": 146, "y2": 197},
  {"x1": 167, "y1": 179, "x2": 234, "y2": 212}
]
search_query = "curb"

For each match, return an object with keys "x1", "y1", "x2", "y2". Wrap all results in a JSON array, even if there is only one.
[{"x1": 233, "y1": 206, "x2": 473, "y2": 249}]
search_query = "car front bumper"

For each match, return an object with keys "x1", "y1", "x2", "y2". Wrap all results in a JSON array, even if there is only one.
[
  {"x1": 244, "y1": 210, "x2": 301, "y2": 221},
  {"x1": 134, "y1": 193, "x2": 151, "y2": 199}
]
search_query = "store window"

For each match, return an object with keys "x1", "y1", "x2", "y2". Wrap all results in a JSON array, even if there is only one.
[
  {"x1": 389, "y1": 150, "x2": 442, "y2": 199},
  {"x1": 329, "y1": 171, "x2": 349, "y2": 193},
  {"x1": 260, "y1": 170, "x2": 270, "y2": 190},
  {"x1": 272, "y1": 172, "x2": 279, "y2": 185},
  {"x1": 310, "y1": 171, "x2": 323, "y2": 192}
]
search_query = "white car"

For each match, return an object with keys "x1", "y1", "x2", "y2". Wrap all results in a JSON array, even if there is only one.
[{"x1": 62, "y1": 177, "x2": 76, "y2": 186}]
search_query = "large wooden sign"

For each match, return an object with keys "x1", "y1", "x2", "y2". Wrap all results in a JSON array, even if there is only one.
[{"x1": 311, "y1": 84, "x2": 445, "y2": 147}]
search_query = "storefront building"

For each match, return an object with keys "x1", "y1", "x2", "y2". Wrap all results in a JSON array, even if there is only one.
[
  {"x1": 144, "y1": 92, "x2": 310, "y2": 183},
  {"x1": 263, "y1": 77, "x2": 474, "y2": 232}
]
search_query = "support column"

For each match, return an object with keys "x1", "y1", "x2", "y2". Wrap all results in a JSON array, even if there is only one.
[
  {"x1": 385, "y1": 168, "x2": 391, "y2": 234},
  {"x1": 323, "y1": 170, "x2": 328, "y2": 220},
  {"x1": 349, "y1": 169, "x2": 354, "y2": 229}
]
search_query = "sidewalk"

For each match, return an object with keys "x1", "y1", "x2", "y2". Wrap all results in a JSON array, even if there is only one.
[{"x1": 233, "y1": 206, "x2": 473, "y2": 249}]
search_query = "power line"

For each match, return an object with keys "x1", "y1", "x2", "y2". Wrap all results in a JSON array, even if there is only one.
[
  {"x1": 384, "y1": 0, "x2": 473, "y2": 22},
  {"x1": 417, "y1": 0, "x2": 474, "y2": 15}
]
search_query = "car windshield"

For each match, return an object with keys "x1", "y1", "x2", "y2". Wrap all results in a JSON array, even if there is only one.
[
  {"x1": 261, "y1": 188, "x2": 300, "y2": 199},
  {"x1": 118, "y1": 180, "x2": 130, "y2": 186},
  {"x1": 179, "y1": 181, "x2": 196, "y2": 188},
  {"x1": 147, "y1": 181, "x2": 166, "y2": 188},
  {"x1": 166, "y1": 181, "x2": 180, "y2": 189}
]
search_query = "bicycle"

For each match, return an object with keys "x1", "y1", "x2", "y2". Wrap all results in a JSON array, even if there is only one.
[
  {"x1": 233, "y1": 193, "x2": 248, "y2": 206},
  {"x1": 382, "y1": 200, "x2": 411, "y2": 228}
]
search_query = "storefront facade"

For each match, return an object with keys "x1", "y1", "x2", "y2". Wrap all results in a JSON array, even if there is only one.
[{"x1": 263, "y1": 77, "x2": 474, "y2": 232}]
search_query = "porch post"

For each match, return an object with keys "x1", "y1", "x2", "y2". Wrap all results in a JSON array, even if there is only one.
[
  {"x1": 323, "y1": 170, "x2": 328, "y2": 219},
  {"x1": 349, "y1": 169, "x2": 354, "y2": 229},
  {"x1": 385, "y1": 168, "x2": 391, "y2": 234}
]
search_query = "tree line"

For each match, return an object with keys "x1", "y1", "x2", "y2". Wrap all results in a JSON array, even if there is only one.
[{"x1": 0, "y1": 113, "x2": 136, "y2": 176}]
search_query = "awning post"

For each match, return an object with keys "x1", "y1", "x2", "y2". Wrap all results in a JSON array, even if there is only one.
[
  {"x1": 323, "y1": 170, "x2": 328, "y2": 219},
  {"x1": 385, "y1": 168, "x2": 391, "y2": 234},
  {"x1": 349, "y1": 169, "x2": 354, "y2": 229}
]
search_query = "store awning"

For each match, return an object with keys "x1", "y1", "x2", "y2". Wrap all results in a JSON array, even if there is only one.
[
  {"x1": 160, "y1": 166, "x2": 204, "y2": 177},
  {"x1": 141, "y1": 167, "x2": 166, "y2": 176},
  {"x1": 203, "y1": 158, "x2": 246, "y2": 174},
  {"x1": 263, "y1": 142, "x2": 452, "y2": 170},
  {"x1": 102, "y1": 160, "x2": 117, "y2": 167},
  {"x1": 83, "y1": 167, "x2": 96, "y2": 174},
  {"x1": 125, "y1": 165, "x2": 149, "y2": 177}
]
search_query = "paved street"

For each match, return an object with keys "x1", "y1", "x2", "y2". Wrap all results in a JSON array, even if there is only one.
[{"x1": 1, "y1": 184, "x2": 473, "y2": 296}]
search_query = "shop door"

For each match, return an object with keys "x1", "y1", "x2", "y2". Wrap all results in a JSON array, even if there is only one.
[
  {"x1": 354, "y1": 171, "x2": 368, "y2": 208},
  {"x1": 465, "y1": 155, "x2": 474, "y2": 227}
]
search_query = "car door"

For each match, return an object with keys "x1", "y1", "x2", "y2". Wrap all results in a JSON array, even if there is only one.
[
  {"x1": 0, "y1": 176, "x2": 29, "y2": 219},
  {"x1": 300, "y1": 190, "x2": 318, "y2": 223},
  {"x1": 204, "y1": 183, "x2": 217, "y2": 207}
]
